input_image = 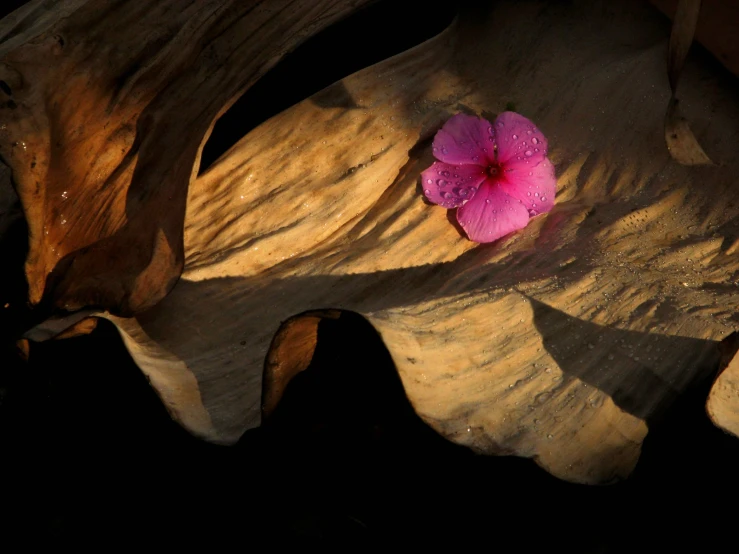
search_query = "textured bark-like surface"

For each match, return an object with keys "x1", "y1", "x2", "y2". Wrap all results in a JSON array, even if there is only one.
[
  {"x1": 0, "y1": 0, "x2": 374, "y2": 315},
  {"x1": 98, "y1": 0, "x2": 739, "y2": 484}
]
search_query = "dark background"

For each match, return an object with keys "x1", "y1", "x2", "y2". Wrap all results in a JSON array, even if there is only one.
[{"x1": 1, "y1": 0, "x2": 738, "y2": 549}]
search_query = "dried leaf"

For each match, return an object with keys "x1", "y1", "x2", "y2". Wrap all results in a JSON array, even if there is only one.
[
  {"x1": 91, "y1": 1, "x2": 738, "y2": 483},
  {"x1": 9, "y1": 0, "x2": 739, "y2": 484},
  {"x1": 664, "y1": 0, "x2": 713, "y2": 165}
]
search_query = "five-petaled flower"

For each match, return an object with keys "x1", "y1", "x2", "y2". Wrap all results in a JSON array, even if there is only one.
[{"x1": 420, "y1": 112, "x2": 556, "y2": 243}]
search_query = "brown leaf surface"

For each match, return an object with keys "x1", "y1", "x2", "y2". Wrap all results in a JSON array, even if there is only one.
[
  {"x1": 663, "y1": 0, "x2": 713, "y2": 165},
  {"x1": 0, "y1": 0, "x2": 375, "y2": 315},
  {"x1": 706, "y1": 333, "x2": 739, "y2": 436},
  {"x1": 84, "y1": 0, "x2": 739, "y2": 484}
]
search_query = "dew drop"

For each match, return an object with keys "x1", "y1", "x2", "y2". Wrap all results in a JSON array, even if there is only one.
[
  {"x1": 441, "y1": 170, "x2": 451, "y2": 177},
  {"x1": 442, "y1": 147, "x2": 448, "y2": 155},
  {"x1": 535, "y1": 192, "x2": 539, "y2": 197},
  {"x1": 437, "y1": 179, "x2": 448, "y2": 186},
  {"x1": 472, "y1": 155, "x2": 479, "y2": 162},
  {"x1": 512, "y1": 134, "x2": 518, "y2": 140},
  {"x1": 527, "y1": 129, "x2": 533, "y2": 135},
  {"x1": 524, "y1": 150, "x2": 533, "y2": 157},
  {"x1": 528, "y1": 171, "x2": 533, "y2": 176},
  {"x1": 541, "y1": 196, "x2": 546, "y2": 202},
  {"x1": 424, "y1": 189, "x2": 431, "y2": 194},
  {"x1": 531, "y1": 137, "x2": 539, "y2": 145},
  {"x1": 534, "y1": 148, "x2": 539, "y2": 152},
  {"x1": 458, "y1": 188, "x2": 469, "y2": 197},
  {"x1": 443, "y1": 192, "x2": 453, "y2": 199},
  {"x1": 527, "y1": 192, "x2": 531, "y2": 196},
  {"x1": 497, "y1": 121, "x2": 504, "y2": 128},
  {"x1": 426, "y1": 179, "x2": 433, "y2": 185},
  {"x1": 485, "y1": 199, "x2": 491, "y2": 204}
]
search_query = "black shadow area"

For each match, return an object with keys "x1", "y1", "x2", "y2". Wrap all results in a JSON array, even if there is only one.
[
  {"x1": 1, "y1": 316, "x2": 737, "y2": 549},
  {"x1": 0, "y1": 0, "x2": 29, "y2": 20}
]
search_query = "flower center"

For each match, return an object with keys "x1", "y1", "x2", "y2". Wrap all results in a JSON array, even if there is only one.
[{"x1": 488, "y1": 164, "x2": 501, "y2": 177}]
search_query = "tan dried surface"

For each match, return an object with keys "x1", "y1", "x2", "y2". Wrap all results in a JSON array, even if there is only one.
[
  {"x1": 92, "y1": 0, "x2": 739, "y2": 484},
  {"x1": 707, "y1": 333, "x2": 739, "y2": 436},
  {"x1": 0, "y1": 0, "x2": 374, "y2": 315}
]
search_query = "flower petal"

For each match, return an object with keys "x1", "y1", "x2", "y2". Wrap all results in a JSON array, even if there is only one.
[
  {"x1": 456, "y1": 181, "x2": 529, "y2": 243},
  {"x1": 421, "y1": 162, "x2": 487, "y2": 208},
  {"x1": 498, "y1": 157, "x2": 557, "y2": 215},
  {"x1": 432, "y1": 113, "x2": 495, "y2": 166},
  {"x1": 493, "y1": 111, "x2": 548, "y2": 168}
]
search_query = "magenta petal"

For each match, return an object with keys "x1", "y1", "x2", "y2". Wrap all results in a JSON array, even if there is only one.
[
  {"x1": 493, "y1": 111, "x2": 548, "y2": 168},
  {"x1": 432, "y1": 113, "x2": 495, "y2": 166},
  {"x1": 456, "y1": 181, "x2": 529, "y2": 243},
  {"x1": 498, "y1": 157, "x2": 556, "y2": 215},
  {"x1": 421, "y1": 162, "x2": 487, "y2": 208}
]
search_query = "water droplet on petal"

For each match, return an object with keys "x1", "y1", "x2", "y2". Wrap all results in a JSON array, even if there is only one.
[
  {"x1": 528, "y1": 172, "x2": 533, "y2": 176},
  {"x1": 437, "y1": 179, "x2": 448, "y2": 186},
  {"x1": 531, "y1": 137, "x2": 539, "y2": 144},
  {"x1": 458, "y1": 188, "x2": 469, "y2": 197},
  {"x1": 441, "y1": 170, "x2": 451, "y2": 177},
  {"x1": 497, "y1": 121, "x2": 504, "y2": 128},
  {"x1": 527, "y1": 129, "x2": 533, "y2": 135},
  {"x1": 535, "y1": 192, "x2": 539, "y2": 197},
  {"x1": 427, "y1": 179, "x2": 433, "y2": 184},
  {"x1": 472, "y1": 155, "x2": 479, "y2": 162},
  {"x1": 485, "y1": 199, "x2": 491, "y2": 204},
  {"x1": 524, "y1": 150, "x2": 533, "y2": 157},
  {"x1": 443, "y1": 192, "x2": 453, "y2": 199},
  {"x1": 534, "y1": 148, "x2": 539, "y2": 152},
  {"x1": 424, "y1": 189, "x2": 431, "y2": 194},
  {"x1": 541, "y1": 196, "x2": 547, "y2": 202},
  {"x1": 512, "y1": 134, "x2": 518, "y2": 140},
  {"x1": 442, "y1": 147, "x2": 449, "y2": 155}
]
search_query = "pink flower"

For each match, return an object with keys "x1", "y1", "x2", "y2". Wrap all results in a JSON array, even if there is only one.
[{"x1": 421, "y1": 112, "x2": 556, "y2": 243}]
